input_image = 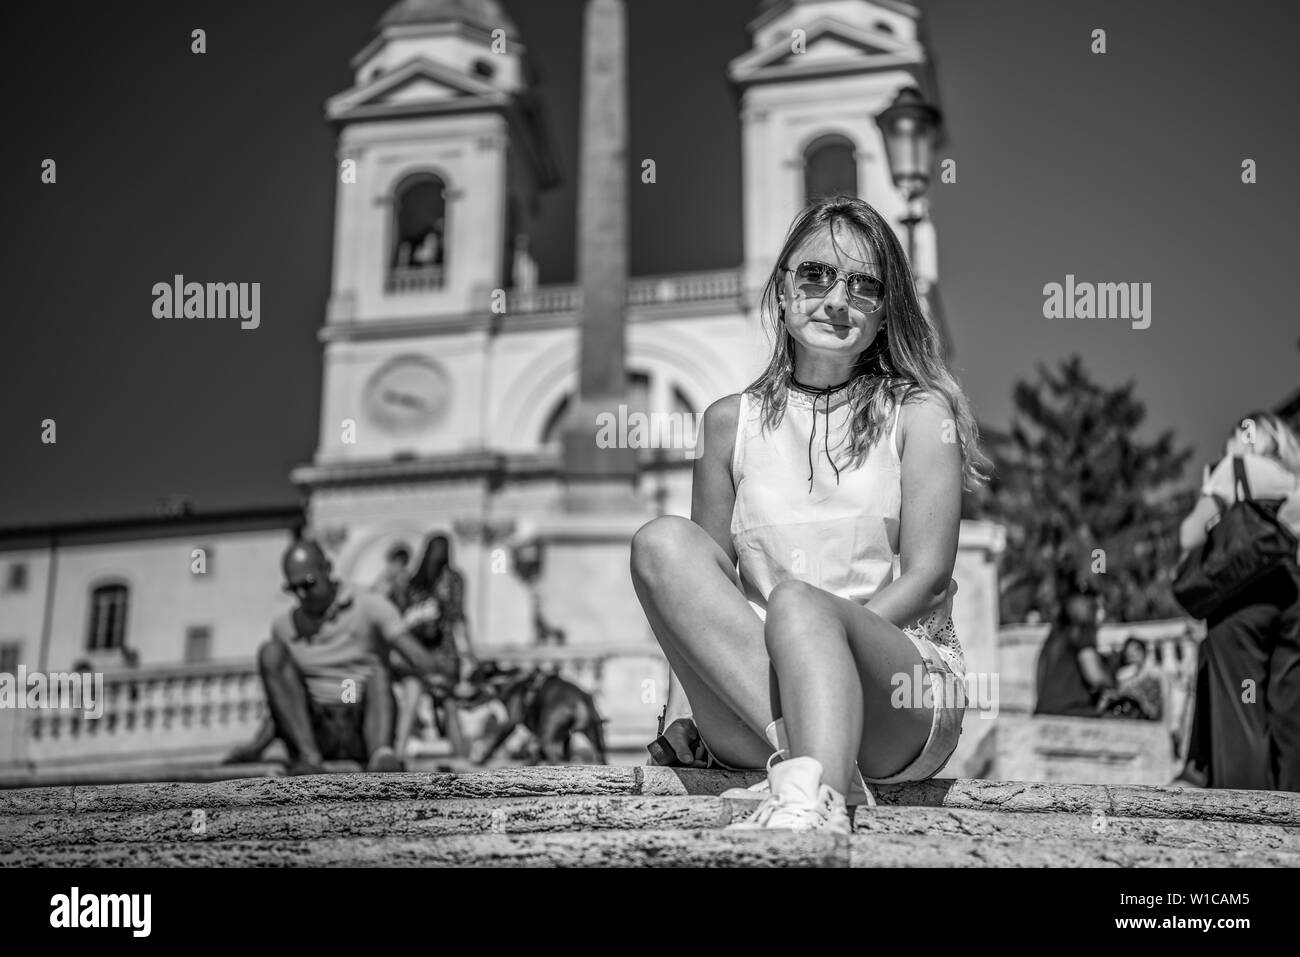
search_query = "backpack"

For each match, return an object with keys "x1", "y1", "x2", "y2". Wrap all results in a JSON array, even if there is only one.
[{"x1": 1172, "y1": 456, "x2": 1298, "y2": 620}]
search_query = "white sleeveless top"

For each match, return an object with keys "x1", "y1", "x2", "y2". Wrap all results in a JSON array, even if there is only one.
[{"x1": 729, "y1": 383, "x2": 965, "y2": 675}]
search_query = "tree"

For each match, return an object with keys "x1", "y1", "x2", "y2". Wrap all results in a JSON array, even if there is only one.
[{"x1": 972, "y1": 356, "x2": 1197, "y2": 623}]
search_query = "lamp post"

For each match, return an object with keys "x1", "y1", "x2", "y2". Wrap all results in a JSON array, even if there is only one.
[{"x1": 874, "y1": 86, "x2": 942, "y2": 270}]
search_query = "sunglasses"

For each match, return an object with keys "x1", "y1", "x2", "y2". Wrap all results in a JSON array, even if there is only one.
[
  {"x1": 283, "y1": 574, "x2": 319, "y2": 597},
  {"x1": 785, "y1": 260, "x2": 885, "y2": 310}
]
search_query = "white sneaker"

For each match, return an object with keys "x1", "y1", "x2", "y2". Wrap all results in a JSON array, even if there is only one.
[
  {"x1": 719, "y1": 718, "x2": 877, "y2": 808},
  {"x1": 725, "y1": 756, "x2": 852, "y2": 835}
]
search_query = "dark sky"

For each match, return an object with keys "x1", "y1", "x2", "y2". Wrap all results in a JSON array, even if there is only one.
[{"x1": 2, "y1": 0, "x2": 1297, "y2": 528}]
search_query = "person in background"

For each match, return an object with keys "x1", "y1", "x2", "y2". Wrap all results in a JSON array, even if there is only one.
[
  {"x1": 1034, "y1": 581, "x2": 1115, "y2": 717},
  {"x1": 1171, "y1": 650, "x2": 1212, "y2": 787},
  {"x1": 1178, "y1": 411, "x2": 1300, "y2": 791},
  {"x1": 373, "y1": 542, "x2": 412, "y2": 604},
  {"x1": 1098, "y1": 636, "x2": 1163, "y2": 721},
  {"x1": 391, "y1": 534, "x2": 475, "y2": 760},
  {"x1": 233, "y1": 538, "x2": 438, "y2": 775}
]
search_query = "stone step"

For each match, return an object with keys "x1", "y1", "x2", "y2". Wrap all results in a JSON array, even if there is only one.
[
  {"x1": 5, "y1": 794, "x2": 1297, "y2": 855},
  {"x1": 6, "y1": 767, "x2": 1299, "y2": 827},
  {"x1": 5, "y1": 828, "x2": 1298, "y2": 868}
]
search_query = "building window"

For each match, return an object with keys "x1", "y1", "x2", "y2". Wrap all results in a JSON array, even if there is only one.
[
  {"x1": 804, "y1": 133, "x2": 859, "y2": 203},
  {"x1": 0, "y1": 643, "x2": 19, "y2": 674},
  {"x1": 6, "y1": 563, "x2": 27, "y2": 592},
  {"x1": 87, "y1": 584, "x2": 129, "y2": 652},
  {"x1": 388, "y1": 172, "x2": 448, "y2": 293},
  {"x1": 184, "y1": 626, "x2": 212, "y2": 664},
  {"x1": 541, "y1": 372, "x2": 652, "y2": 447}
]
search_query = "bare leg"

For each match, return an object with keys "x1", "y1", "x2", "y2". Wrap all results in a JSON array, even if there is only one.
[
  {"x1": 222, "y1": 716, "x2": 275, "y2": 764},
  {"x1": 257, "y1": 640, "x2": 323, "y2": 765},
  {"x1": 440, "y1": 699, "x2": 468, "y2": 758},
  {"x1": 393, "y1": 676, "x2": 422, "y2": 760},
  {"x1": 629, "y1": 515, "x2": 773, "y2": 769},
  {"x1": 362, "y1": 665, "x2": 397, "y2": 758},
  {"x1": 763, "y1": 580, "x2": 937, "y2": 795}
]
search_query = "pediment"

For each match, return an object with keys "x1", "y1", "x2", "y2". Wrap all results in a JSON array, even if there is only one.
[
  {"x1": 730, "y1": 18, "x2": 915, "y2": 83},
  {"x1": 327, "y1": 57, "x2": 502, "y2": 120}
]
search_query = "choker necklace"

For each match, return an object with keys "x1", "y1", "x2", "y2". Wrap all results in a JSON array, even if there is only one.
[{"x1": 789, "y1": 374, "x2": 854, "y2": 395}]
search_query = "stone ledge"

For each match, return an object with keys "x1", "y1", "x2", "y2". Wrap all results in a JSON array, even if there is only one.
[
  {"x1": 6, "y1": 828, "x2": 1297, "y2": 869},
  {"x1": 3, "y1": 767, "x2": 1297, "y2": 826},
  {"x1": 5, "y1": 798, "x2": 1298, "y2": 856}
]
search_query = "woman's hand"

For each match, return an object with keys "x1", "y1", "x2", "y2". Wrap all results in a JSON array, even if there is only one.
[
  {"x1": 647, "y1": 717, "x2": 710, "y2": 768},
  {"x1": 403, "y1": 599, "x2": 440, "y2": 627}
]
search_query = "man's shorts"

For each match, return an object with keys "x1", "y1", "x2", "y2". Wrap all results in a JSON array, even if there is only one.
[{"x1": 308, "y1": 699, "x2": 369, "y2": 762}]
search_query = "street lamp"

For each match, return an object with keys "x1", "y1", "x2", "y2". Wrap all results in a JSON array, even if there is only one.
[{"x1": 874, "y1": 86, "x2": 942, "y2": 268}]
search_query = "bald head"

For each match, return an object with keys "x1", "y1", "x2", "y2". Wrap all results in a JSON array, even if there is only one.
[
  {"x1": 281, "y1": 539, "x2": 336, "y2": 614},
  {"x1": 283, "y1": 538, "x2": 330, "y2": 579}
]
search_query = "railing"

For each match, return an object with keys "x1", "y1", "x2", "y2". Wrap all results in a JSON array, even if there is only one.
[
  {"x1": 386, "y1": 264, "x2": 445, "y2": 294},
  {"x1": 626, "y1": 270, "x2": 743, "y2": 306},
  {"x1": 0, "y1": 646, "x2": 665, "y2": 772},
  {"x1": 1, "y1": 661, "x2": 267, "y2": 772},
  {"x1": 506, "y1": 285, "x2": 581, "y2": 315},
  {"x1": 503, "y1": 269, "x2": 745, "y2": 317}
]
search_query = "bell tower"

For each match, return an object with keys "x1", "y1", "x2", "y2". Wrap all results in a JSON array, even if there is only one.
[{"x1": 312, "y1": 0, "x2": 559, "y2": 467}]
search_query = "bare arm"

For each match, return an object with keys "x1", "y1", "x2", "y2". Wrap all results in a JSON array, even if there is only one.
[
  {"x1": 690, "y1": 394, "x2": 741, "y2": 565},
  {"x1": 1178, "y1": 495, "x2": 1220, "y2": 555},
  {"x1": 1077, "y1": 646, "x2": 1115, "y2": 692},
  {"x1": 865, "y1": 394, "x2": 963, "y2": 628},
  {"x1": 390, "y1": 630, "x2": 436, "y2": 675}
]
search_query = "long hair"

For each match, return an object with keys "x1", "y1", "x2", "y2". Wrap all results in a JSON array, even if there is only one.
[
  {"x1": 1227, "y1": 410, "x2": 1300, "y2": 475},
  {"x1": 743, "y1": 195, "x2": 990, "y2": 490},
  {"x1": 410, "y1": 534, "x2": 451, "y2": 592}
]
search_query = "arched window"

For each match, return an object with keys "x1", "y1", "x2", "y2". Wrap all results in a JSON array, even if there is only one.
[
  {"x1": 87, "y1": 583, "x2": 128, "y2": 652},
  {"x1": 670, "y1": 386, "x2": 697, "y2": 418},
  {"x1": 804, "y1": 134, "x2": 859, "y2": 203},
  {"x1": 388, "y1": 173, "x2": 447, "y2": 293},
  {"x1": 541, "y1": 372, "x2": 652, "y2": 447}
]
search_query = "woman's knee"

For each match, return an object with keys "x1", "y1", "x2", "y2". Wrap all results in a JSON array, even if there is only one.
[
  {"x1": 630, "y1": 515, "x2": 698, "y2": 581},
  {"x1": 764, "y1": 581, "x2": 821, "y2": 647}
]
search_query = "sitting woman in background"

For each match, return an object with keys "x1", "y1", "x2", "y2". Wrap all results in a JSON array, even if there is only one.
[
  {"x1": 1178, "y1": 411, "x2": 1300, "y2": 791},
  {"x1": 1098, "y1": 636, "x2": 1163, "y2": 721},
  {"x1": 391, "y1": 534, "x2": 475, "y2": 761}
]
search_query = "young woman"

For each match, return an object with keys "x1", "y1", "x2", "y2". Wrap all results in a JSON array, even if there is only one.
[
  {"x1": 630, "y1": 196, "x2": 989, "y2": 833},
  {"x1": 391, "y1": 534, "x2": 474, "y2": 759},
  {"x1": 1178, "y1": 411, "x2": 1300, "y2": 791}
]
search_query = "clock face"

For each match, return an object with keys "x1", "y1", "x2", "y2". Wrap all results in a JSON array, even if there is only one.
[{"x1": 363, "y1": 356, "x2": 450, "y2": 435}]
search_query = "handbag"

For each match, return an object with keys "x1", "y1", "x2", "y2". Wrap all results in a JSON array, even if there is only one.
[{"x1": 1172, "y1": 456, "x2": 1298, "y2": 619}]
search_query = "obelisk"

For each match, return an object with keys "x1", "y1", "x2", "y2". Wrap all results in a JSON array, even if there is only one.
[
  {"x1": 538, "y1": 0, "x2": 652, "y2": 652},
  {"x1": 561, "y1": 0, "x2": 639, "y2": 511}
]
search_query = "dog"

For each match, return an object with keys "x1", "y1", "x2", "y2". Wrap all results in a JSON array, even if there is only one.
[{"x1": 458, "y1": 661, "x2": 607, "y2": 765}]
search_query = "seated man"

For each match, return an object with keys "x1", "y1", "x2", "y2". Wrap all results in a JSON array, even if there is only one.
[{"x1": 233, "y1": 538, "x2": 438, "y2": 775}]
